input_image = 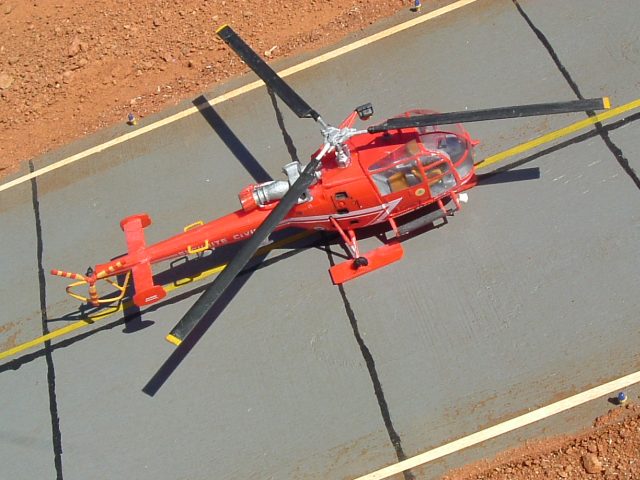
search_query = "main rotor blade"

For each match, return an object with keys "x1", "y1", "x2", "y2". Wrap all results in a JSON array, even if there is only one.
[
  {"x1": 217, "y1": 24, "x2": 320, "y2": 121},
  {"x1": 367, "y1": 97, "x2": 610, "y2": 133},
  {"x1": 166, "y1": 146, "x2": 330, "y2": 346}
]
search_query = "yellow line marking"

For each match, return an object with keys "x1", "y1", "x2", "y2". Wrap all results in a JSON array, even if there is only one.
[
  {"x1": 476, "y1": 98, "x2": 640, "y2": 170},
  {"x1": 0, "y1": 320, "x2": 95, "y2": 361},
  {"x1": 354, "y1": 370, "x2": 640, "y2": 480},
  {"x1": 0, "y1": 230, "x2": 311, "y2": 361},
  {"x1": 0, "y1": 0, "x2": 479, "y2": 194}
]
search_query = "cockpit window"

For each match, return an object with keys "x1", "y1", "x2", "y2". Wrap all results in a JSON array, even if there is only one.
[
  {"x1": 419, "y1": 132, "x2": 467, "y2": 163},
  {"x1": 368, "y1": 140, "x2": 421, "y2": 172},
  {"x1": 424, "y1": 158, "x2": 456, "y2": 196},
  {"x1": 371, "y1": 159, "x2": 424, "y2": 195}
]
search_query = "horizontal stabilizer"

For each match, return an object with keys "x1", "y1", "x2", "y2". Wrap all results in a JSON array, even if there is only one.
[{"x1": 120, "y1": 213, "x2": 166, "y2": 306}]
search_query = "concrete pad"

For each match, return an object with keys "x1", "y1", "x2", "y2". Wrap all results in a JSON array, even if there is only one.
[
  {"x1": 0, "y1": 182, "x2": 45, "y2": 347},
  {"x1": 0, "y1": 358, "x2": 56, "y2": 479},
  {"x1": 609, "y1": 119, "x2": 640, "y2": 180},
  {"x1": 519, "y1": 0, "x2": 640, "y2": 105}
]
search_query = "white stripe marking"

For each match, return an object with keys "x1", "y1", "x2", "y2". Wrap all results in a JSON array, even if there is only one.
[
  {"x1": 0, "y1": 0, "x2": 480, "y2": 194},
  {"x1": 278, "y1": 199, "x2": 402, "y2": 227},
  {"x1": 354, "y1": 370, "x2": 640, "y2": 480}
]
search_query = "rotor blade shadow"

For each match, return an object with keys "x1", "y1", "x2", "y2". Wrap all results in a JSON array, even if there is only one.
[
  {"x1": 267, "y1": 88, "x2": 302, "y2": 163},
  {"x1": 142, "y1": 252, "x2": 268, "y2": 397},
  {"x1": 193, "y1": 95, "x2": 273, "y2": 183},
  {"x1": 476, "y1": 167, "x2": 540, "y2": 185}
]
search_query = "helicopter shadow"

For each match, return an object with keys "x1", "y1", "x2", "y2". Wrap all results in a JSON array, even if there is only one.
[
  {"x1": 475, "y1": 166, "x2": 540, "y2": 185},
  {"x1": 153, "y1": 227, "x2": 316, "y2": 283}
]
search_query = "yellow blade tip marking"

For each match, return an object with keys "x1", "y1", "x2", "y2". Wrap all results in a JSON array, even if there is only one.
[
  {"x1": 215, "y1": 24, "x2": 229, "y2": 34},
  {"x1": 166, "y1": 334, "x2": 182, "y2": 346},
  {"x1": 603, "y1": 96, "x2": 611, "y2": 109}
]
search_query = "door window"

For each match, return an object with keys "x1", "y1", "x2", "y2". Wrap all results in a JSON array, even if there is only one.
[{"x1": 371, "y1": 159, "x2": 424, "y2": 195}]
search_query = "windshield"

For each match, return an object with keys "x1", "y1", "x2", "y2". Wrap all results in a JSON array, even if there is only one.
[
  {"x1": 367, "y1": 111, "x2": 473, "y2": 197},
  {"x1": 368, "y1": 139, "x2": 422, "y2": 171}
]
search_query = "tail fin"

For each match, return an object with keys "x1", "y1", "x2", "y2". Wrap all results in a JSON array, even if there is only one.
[{"x1": 121, "y1": 214, "x2": 166, "y2": 306}]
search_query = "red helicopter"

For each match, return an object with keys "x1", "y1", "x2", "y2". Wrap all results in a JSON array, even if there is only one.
[{"x1": 51, "y1": 25, "x2": 609, "y2": 347}]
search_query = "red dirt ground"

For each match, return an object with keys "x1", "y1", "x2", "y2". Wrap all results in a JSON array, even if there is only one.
[
  {"x1": 2, "y1": 1, "x2": 638, "y2": 478},
  {"x1": 444, "y1": 402, "x2": 640, "y2": 479},
  {"x1": 0, "y1": 0, "x2": 408, "y2": 176}
]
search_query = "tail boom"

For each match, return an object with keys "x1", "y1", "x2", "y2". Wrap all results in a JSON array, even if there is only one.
[{"x1": 51, "y1": 208, "x2": 272, "y2": 307}]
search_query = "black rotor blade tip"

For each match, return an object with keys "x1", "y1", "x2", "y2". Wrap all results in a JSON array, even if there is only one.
[{"x1": 215, "y1": 24, "x2": 320, "y2": 121}]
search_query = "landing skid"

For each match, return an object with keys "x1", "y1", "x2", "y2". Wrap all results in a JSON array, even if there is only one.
[
  {"x1": 328, "y1": 216, "x2": 404, "y2": 284},
  {"x1": 329, "y1": 242, "x2": 403, "y2": 284}
]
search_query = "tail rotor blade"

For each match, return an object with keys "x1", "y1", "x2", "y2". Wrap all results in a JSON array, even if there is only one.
[
  {"x1": 368, "y1": 97, "x2": 611, "y2": 133},
  {"x1": 216, "y1": 24, "x2": 320, "y2": 121}
]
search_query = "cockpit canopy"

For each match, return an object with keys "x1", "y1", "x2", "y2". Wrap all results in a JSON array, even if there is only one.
[{"x1": 367, "y1": 110, "x2": 474, "y2": 198}]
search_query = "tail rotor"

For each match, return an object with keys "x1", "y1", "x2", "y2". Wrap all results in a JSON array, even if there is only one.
[{"x1": 51, "y1": 266, "x2": 130, "y2": 307}]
